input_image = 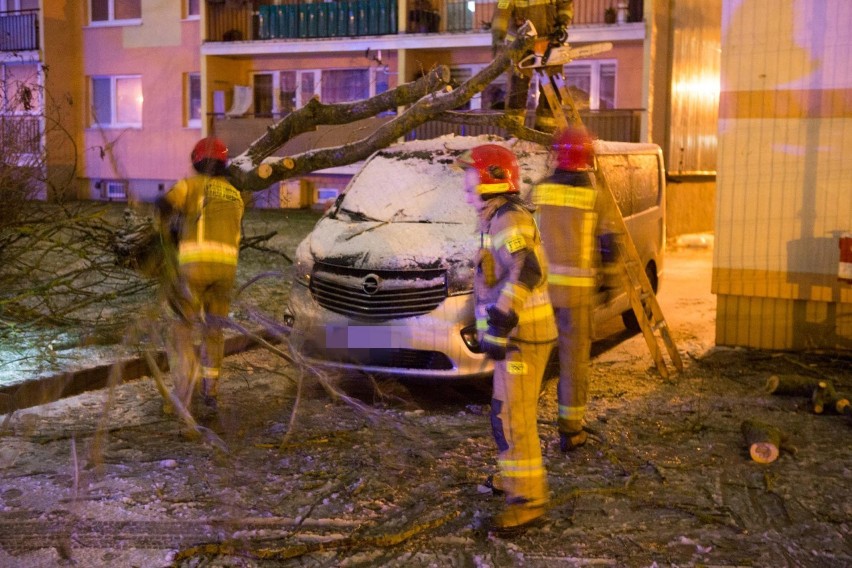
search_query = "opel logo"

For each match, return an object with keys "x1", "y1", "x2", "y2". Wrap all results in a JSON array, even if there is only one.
[{"x1": 362, "y1": 274, "x2": 381, "y2": 295}]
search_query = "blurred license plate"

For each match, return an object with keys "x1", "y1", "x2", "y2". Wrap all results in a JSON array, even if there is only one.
[{"x1": 326, "y1": 325, "x2": 396, "y2": 348}]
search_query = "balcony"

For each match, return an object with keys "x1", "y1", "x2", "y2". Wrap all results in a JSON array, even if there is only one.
[
  {"x1": 1, "y1": 115, "x2": 42, "y2": 158},
  {"x1": 206, "y1": 0, "x2": 643, "y2": 43},
  {"x1": 0, "y1": 8, "x2": 39, "y2": 52}
]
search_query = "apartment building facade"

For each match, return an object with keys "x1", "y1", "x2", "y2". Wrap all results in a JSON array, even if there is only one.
[{"x1": 2, "y1": 0, "x2": 715, "y2": 215}]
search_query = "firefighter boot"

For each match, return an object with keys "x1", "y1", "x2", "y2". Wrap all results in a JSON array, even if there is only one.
[
  {"x1": 490, "y1": 502, "x2": 547, "y2": 535},
  {"x1": 200, "y1": 377, "x2": 218, "y2": 411},
  {"x1": 484, "y1": 473, "x2": 505, "y2": 495},
  {"x1": 559, "y1": 429, "x2": 588, "y2": 452}
]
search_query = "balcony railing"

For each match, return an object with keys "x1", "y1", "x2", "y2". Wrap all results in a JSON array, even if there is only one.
[
  {"x1": 0, "y1": 8, "x2": 39, "y2": 52},
  {"x1": 405, "y1": 109, "x2": 642, "y2": 143},
  {"x1": 207, "y1": 0, "x2": 643, "y2": 42},
  {"x1": 0, "y1": 115, "x2": 42, "y2": 157}
]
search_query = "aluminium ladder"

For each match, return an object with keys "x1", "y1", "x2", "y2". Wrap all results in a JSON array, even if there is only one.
[{"x1": 521, "y1": 39, "x2": 684, "y2": 380}]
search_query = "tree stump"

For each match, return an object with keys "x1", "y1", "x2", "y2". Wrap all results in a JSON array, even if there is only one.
[{"x1": 741, "y1": 419, "x2": 785, "y2": 464}]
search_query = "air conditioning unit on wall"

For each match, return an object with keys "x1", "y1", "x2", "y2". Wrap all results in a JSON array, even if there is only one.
[{"x1": 101, "y1": 180, "x2": 127, "y2": 201}]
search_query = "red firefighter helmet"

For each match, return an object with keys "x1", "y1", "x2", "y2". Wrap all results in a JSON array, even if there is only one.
[
  {"x1": 456, "y1": 144, "x2": 520, "y2": 196},
  {"x1": 191, "y1": 136, "x2": 229, "y2": 165},
  {"x1": 552, "y1": 127, "x2": 594, "y2": 171}
]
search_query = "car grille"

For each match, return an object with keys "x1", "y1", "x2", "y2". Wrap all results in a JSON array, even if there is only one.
[{"x1": 310, "y1": 262, "x2": 448, "y2": 321}]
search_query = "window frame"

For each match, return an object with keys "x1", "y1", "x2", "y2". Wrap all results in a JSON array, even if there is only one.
[
  {"x1": 251, "y1": 67, "x2": 389, "y2": 118},
  {"x1": 563, "y1": 59, "x2": 617, "y2": 111},
  {"x1": 186, "y1": 72, "x2": 201, "y2": 128},
  {"x1": 89, "y1": 74, "x2": 143, "y2": 129},
  {"x1": 0, "y1": 61, "x2": 41, "y2": 115},
  {"x1": 185, "y1": 0, "x2": 200, "y2": 20},
  {"x1": 449, "y1": 64, "x2": 508, "y2": 111},
  {"x1": 89, "y1": 0, "x2": 142, "y2": 27}
]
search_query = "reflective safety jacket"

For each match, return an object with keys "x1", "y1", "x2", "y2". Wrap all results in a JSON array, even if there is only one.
[
  {"x1": 164, "y1": 174, "x2": 244, "y2": 266},
  {"x1": 532, "y1": 169, "x2": 601, "y2": 308},
  {"x1": 492, "y1": 0, "x2": 573, "y2": 40},
  {"x1": 474, "y1": 197, "x2": 558, "y2": 344}
]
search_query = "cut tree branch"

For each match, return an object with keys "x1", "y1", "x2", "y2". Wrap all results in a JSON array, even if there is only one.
[{"x1": 227, "y1": 35, "x2": 536, "y2": 192}]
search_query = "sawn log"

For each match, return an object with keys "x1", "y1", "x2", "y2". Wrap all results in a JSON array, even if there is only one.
[{"x1": 740, "y1": 419, "x2": 786, "y2": 464}]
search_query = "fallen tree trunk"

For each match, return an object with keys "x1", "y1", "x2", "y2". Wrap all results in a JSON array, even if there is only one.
[
  {"x1": 741, "y1": 419, "x2": 786, "y2": 464},
  {"x1": 763, "y1": 374, "x2": 824, "y2": 397}
]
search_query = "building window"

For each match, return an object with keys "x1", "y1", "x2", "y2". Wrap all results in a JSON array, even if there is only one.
[
  {"x1": 1, "y1": 62, "x2": 40, "y2": 114},
  {"x1": 450, "y1": 65, "x2": 507, "y2": 111},
  {"x1": 186, "y1": 0, "x2": 200, "y2": 19},
  {"x1": 253, "y1": 68, "x2": 389, "y2": 118},
  {"x1": 564, "y1": 61, "x2": 616, "y2": 110},
  {"x1": 90, "y1": 75, "x2": 142, "y2": 127},
  {"x1": 187, "y1": 73, "x2": 201, "y2": 127},
  {"x1": 91, "y1": 0, "x2": 141, "y2": 24}
]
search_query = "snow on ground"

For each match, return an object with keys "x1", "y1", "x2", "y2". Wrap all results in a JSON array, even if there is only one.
[{"x1": 2, "y1": 245, "x2": 850, "y2": 567}]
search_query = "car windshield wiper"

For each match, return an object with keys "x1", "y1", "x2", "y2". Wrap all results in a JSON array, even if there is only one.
[{"x1": 338, "y1": 207, "x2": 384, "y2": 223}]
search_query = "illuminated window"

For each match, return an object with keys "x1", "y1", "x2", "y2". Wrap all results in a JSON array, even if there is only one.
[
  {"x1": 252, "y1": 68, "x2": 389, "y2": 117},
  {"x1": 187, "y1": 73, "x2": 201, "y2": 127},
  {"x1": 564, "y1": 61, "x2": 616, "y2": 110},
  {"x1": 90, "y1": 75, "x2": 142, "y2": 127},
  {"x1": 91, "y1": 0, "x2": 141, "y2": 24},
  {"x1": 0, "y1": 62, "x2": 40, "y2": 114}
]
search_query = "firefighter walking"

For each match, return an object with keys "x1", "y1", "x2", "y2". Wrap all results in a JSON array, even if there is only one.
[
  {"x1": 155, "y1": 136, "x2": 244, "y2": 413},
  {"x1": 458, "y1": 144, "x2": 557, "y2": 532},
  {"x1": 491, "y1": 0, "x2": 574, "y2": 132},
  {"x1": 533, "y1": 127, "x2": 605, "y2": 451}
]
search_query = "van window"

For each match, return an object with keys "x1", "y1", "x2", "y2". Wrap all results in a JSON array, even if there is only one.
[
  {"x1": 630, "y1": 154, "x2": 661, "y2": 213},
  {"x1": 597, "y1": 154, "x2": 632, "y2": 217}
]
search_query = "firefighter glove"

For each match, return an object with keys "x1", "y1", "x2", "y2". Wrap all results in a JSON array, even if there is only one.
[
  {"x1": 598, "y1": 232, "x2": 619, "y2": 264},
  {"x1": 481, "y1": 306, "x2": 518, "y2": 361},
  {"x1": 552, "y1": 24, "x2": 568, "y2": 45},
  {"x1": 487, "y1": 305, "x2": 519, "y2": 336}
]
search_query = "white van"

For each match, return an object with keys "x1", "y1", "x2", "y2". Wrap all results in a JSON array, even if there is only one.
[{"x1": 286, "y1": 135, "x2": 666, "y2": 379}]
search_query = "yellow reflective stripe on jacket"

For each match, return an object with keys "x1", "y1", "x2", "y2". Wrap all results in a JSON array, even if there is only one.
[
  {"x1": 512, "y1": 0, "x2": 555, "y2": 7},
  {"x1": 484, "y1": 333, "x2": 509, "y2": 346},
  {"x1": 559, "y1": 404, "x2": 586, "y2": 422},
  {"x1": 498, "y1": 456, "x2": 545, "y2": 478},
  {"x1": 580, "y1": 211, "x2": 596, "y2": 265},
  {"x1": 533, "y1": 183, "x2": 597, "y2": 210},
  {"x1": 178, "y1": 241, "x2": 239, "y2": 265},
  {"x1": 548, "y1": 274, "x2": 596, "y2": 287}
]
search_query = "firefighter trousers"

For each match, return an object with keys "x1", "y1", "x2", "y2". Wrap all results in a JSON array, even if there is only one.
[
  {"x1": 168, "y1": 262, "x2": 236, "y2": 406},
  {"x1": 555, "y1": 305, "x2": 591, "y2": 434},
  {"x1": 491, "y1": 339, "x2": 554, "y2": 508}
]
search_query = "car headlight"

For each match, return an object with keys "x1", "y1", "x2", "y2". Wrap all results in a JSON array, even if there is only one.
[
  {"x1": 460, "y1": 324, "x2": 482, "y2": 353},
  {"x1": 294, "y1": 254, "x2": 313, "y2": 287}
]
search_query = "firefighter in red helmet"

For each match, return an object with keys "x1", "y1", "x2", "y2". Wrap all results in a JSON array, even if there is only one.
[
  {"x1": 155, "y1": 136, "x2": 244, "y2": 414},
  {"x1": 458, "y1": 144, "x2": 557, "y2": 532},
  {"x1": 533, "y1": 126, "x2": 606, "y2": 451}
]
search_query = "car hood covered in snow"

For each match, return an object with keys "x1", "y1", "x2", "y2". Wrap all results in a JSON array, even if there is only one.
[{"x1": 295, "y1": 135, "x2": 552, "y2": 293}]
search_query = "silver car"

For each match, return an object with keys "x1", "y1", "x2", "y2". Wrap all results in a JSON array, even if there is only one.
[{"x1": 286, "y1": 135, "x2": 666, "y2": 379}]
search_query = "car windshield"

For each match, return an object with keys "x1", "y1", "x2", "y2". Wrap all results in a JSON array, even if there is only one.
[{"x1": 333, "y1": 151, "x2": 475, "y2": 225}]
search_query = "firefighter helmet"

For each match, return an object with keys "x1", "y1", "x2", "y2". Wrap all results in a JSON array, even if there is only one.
[
  {"x1": 191, "y1": 136, "x2": 229, "y2": 165},
  {"x1": 456, "y1": 144, "x2": 520, "y2": 197},
  {"x1": 552, "y1": 127, "x2": 593, "y2": 171}
]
